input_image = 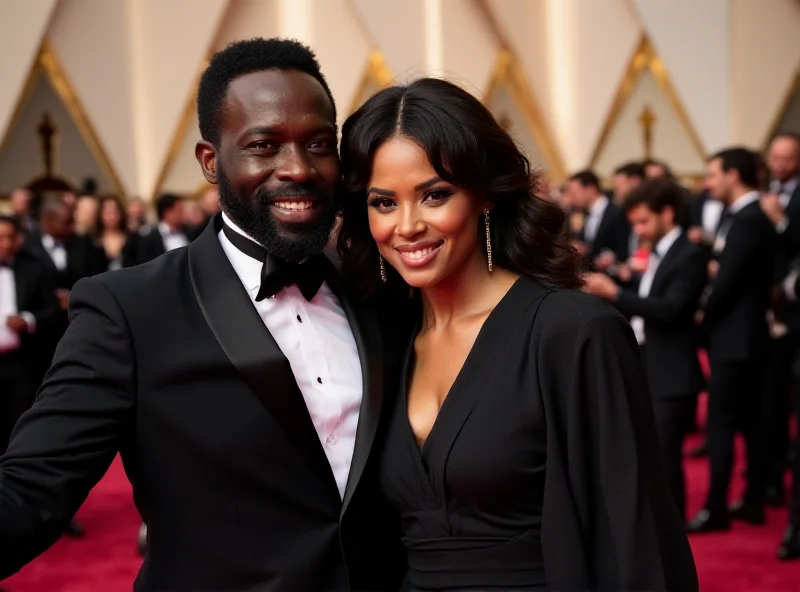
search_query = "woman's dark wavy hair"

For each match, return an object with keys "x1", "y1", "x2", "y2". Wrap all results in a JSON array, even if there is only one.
[{"x1": 337, "y1": 77, "x2": 581, "y2": 297}]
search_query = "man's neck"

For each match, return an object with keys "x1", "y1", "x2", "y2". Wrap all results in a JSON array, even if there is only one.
[{"x1": 727, "y1": 186, "x2": 754, "y2": 206}]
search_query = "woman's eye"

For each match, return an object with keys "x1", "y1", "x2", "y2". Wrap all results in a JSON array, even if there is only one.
[
  {"x1": 423, "y1": 188, "x2": 454, "y2": 203},
  {"x1": 367, "y1": 197, "x2": 396, "y2": 210}
]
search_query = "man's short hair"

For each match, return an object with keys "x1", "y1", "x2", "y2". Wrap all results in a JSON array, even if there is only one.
[
  {"x1": 197, "y1": 38, "x2": 337, "y2": 146},
  {"x1": 614, "y1": 161, "x2": 646, "y2": 179},
  {"x1": 710, "y1": 147, "x2": 760, "y2": 189},
  {"x1": 155, "y1": 193, "x2": 181, "y2": 220},
  {"x1": 622, "y1": 178, "x2": 685, "y2": 218},
  {"x1": 0, "y1": 214, "x2": 20, "y2": 233},
  {"x1": 770, "y1": 131, "x2": 800, "y2": 148},
  {"x1": 569, "y1": 170, "x2": 601, "y2": 191}
]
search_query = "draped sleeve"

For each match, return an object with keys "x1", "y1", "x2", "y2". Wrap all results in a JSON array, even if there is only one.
[{"x1": 535, "y1": 291, "x2": 698, "y2": 592}]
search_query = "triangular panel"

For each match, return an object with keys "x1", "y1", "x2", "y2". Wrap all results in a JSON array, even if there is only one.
[
  {"x1": 484, "y1": 51, "x2": 565, "y2": 181},
  {"x1": 0, "y1": 42, "x2": 123, "y2": 196},
  {"x1": 765, "y1": 67, "x2": 800, "y2": 146},
  {"x1": 349, "y1": 51, "x2": 393, "y2": 114},
  {"x1": 590, "y1": 36, "x2": 706, "y2": 179},
  {"x1": 160, "y1": 107, "x2": 210, "y2": 197}
]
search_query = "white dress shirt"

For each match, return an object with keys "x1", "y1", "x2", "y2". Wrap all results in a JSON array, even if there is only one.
[
  {"x1": 630, "y1": 227, "x2": 682, "y2": 345},
  {"x1": 0, "y1": 264, "x2": 36, "y2": 352},
  {"x1": 713, "y1": 190, "x2": 761, "y2": 254},
  {"x1": 218, "y1": 213, "x2": 362, "y2": 499},
  {"x1": 41, "y1": 234, "x2": 67, "y2": 271},
  {"x1": 770, "y1": 177, "x2": 798, "y2": 210},
  {"x1": 159, "y1": 222, "x2": 189, "y2": 252},
  {"x1": 701, "y1": 199, "x2": 725, "y2": 236},
  {"x1": 584, "y1": 196, "x2": 609, "y2": 244}
]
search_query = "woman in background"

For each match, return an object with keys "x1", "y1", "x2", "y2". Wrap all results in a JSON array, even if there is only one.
[
  {"x1": 93, "y1": 195, "x2": 132, "y2": 270},
  {"x1": 338, "y1": 78, "x2": 698, "y2": 591}
]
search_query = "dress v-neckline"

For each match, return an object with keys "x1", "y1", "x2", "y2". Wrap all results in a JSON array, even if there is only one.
[{"x1": 402, "y1": 277, "x2": 525, "y2": 459}]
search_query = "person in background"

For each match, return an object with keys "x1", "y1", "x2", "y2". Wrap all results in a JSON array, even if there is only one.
[
  {"x1": 563, "y1": 170, "x2": 631, "y2": 266},
  {"x1": 688, "y1": 148, "x2": 776, "y2": 533},
  {"x1": 93, "y1": 196, "x2": 133, "y2": 271},
  {"x1": 73, "y1": 195, "x2": 99, "y2": 237},
  {"x1": 0, "y1": 215, "x2": 59, "y2": 453},
  {"x1": 9, "y1": 189, "x2": 35, "y2": 235},
  {"x1": 125, "y1": 197, "x2": 148, "y2": 234},
  {"x1": 583, "y1": 178, "x2": 708, "y2": 520},
  {"x1": 133, "y1": 193, "x2": 189, "y2": 265},
  {"x1": 182, "y1": 199, "x2": 206, "y2": 240},
  {"x1": 199, "y1": 186, "x2": 221, "y2": 225},
  {"x1": 611, "y1": 161, "x2": 645, "y2": 261}
]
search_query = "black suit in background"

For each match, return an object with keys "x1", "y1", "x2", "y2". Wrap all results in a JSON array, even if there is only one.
[
  {"x1": 760, "y1": 184, "x2": 800, "y2": 496},
  {"x1": 20, "y1": 232, "x2": 107, "y2": 387},
  {"x1": 612, "y1": 232, "x2": 708, "y2": 519},
  {"x1": 0, "y1": 255, "x2": 60, "y2": 450},
  {"x1": 584, "y1": 201, "x2": 632, "y2": 265},
  {"x1": 701, "y1": 199, "x2": 777, "y2": 515},
  {"x1": 133, "y1": 225, "x2": 193, "y2": 266},
  {"x1": 0, "y1": 217, "x2": 404, "y2": 591}
]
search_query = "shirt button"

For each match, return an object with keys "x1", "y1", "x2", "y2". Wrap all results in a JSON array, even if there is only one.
[
  {"x1": 326, "y1": 434, "x2": 337, "y2": 445},
  {"x1": 297, "y1": 315, "x2": 302, "y2": 323},
  {"x1": 317, "y1": 377, "x2": 322, "y2": 384}
]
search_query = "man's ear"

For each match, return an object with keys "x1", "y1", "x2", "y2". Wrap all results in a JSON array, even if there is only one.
[{"x1": 196, "y1": 140, "x2": 218, "y2": 184}]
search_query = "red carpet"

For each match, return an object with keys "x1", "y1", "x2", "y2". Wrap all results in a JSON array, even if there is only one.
[{"x1": 2, "y1": 429, "x2": 800, "y2": 590}]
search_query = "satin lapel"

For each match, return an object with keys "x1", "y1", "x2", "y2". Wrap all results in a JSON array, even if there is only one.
[
  {"x1": 188, "y1": 216, "x2": 338, "y2": 497},
  {"x1": 325, "y1": 266, "x2": 384, "y2": 517}
]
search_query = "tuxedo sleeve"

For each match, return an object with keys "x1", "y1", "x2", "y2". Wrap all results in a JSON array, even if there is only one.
[
  {"x1": 614, "y1": 249, "x2": 707, "y2": 322},
  {"x1": 703, "y1": 217, "x2": 762, "y2": 325},
  {"x1": 0, "y1": 276, "x2": 135, "y2": 578},
  {"x1": 539, "y1": 305, "x2": 698, "y2": 591},
  {"x1": 776, "y1": 217, "x2": 800, "y2": 257}
]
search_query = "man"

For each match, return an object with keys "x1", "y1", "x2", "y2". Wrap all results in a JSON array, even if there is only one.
[
  {"x1": 0, "y1": 38, "x2": 403, "y2": 591},
  {"x1": 0, "y1": 215, "x2": 59, "y2": 451},
  {"x1": 749, "y1": 132, "x2": 800, "y2": 507},
  {"x1": 687, "y1": 148, "x2": 776, "y2": 533},
  {"x1": 565, "y1": 170, "x2": 631, "y2": 265},
  {"x1": 777, "y1": 270, "x2": 800, "y2": 560},
  {"x1": 132, "y1": 193, "x2": 190, "y2": 265},
  {"x1": 611, "y1": 161, "x2": 645, "y2": 258},
  {"x1": 583, "y1": 178, "x2": 707, "y2": 519},
  {"x1": 9, "y1": 189, "x2": 35, "y2": 235}
]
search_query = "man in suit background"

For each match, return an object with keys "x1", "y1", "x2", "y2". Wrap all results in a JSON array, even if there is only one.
[
  {"x1": 583, "y1": 178, "x2": 707, "y2": 519},
  {"x1": 0, "y1": 215, "x2": 59, "y2": 452},
  {"x1": 564, "y1": 170, "x2": 631, "y2": 266},
  {"x1": 0, "y1": 38, "x2": 403, "y2": 591},
  {"x1": 131, "y1": 193, "x2": 190, "y2": 265},
  {"x1": 756, "y1": 132, "x2": 800, "y2": 506},
  {"x1": 688, "y1": 148, "x2": 777, "y2": 533}
]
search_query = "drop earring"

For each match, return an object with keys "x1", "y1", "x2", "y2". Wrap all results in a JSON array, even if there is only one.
[
  {"x1": 379, "y1": 255, "x2": 387, "y2": 283},
  {"x1": 484, "y1": 209, "x2": 493, "y2": 272}
]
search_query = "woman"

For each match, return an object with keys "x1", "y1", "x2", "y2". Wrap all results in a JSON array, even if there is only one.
[
  {"x1": 93, "y1": 195, "x2": 132, "y2": 270},
  {"x1": 338, "y1": 78, "x2": 698, "y2": 591}
]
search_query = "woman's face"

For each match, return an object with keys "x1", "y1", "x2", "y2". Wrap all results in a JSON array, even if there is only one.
[
  {"x1": 101, "y1": 200, "x2": 122, "y2": 230},
  {"x1": 367, "y1": 136, "x2": 486, "y2": 289}
]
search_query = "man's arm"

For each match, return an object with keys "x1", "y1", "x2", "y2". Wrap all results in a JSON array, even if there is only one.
[
  {"x1": 614, "y1": 248, "x2": 707, "y2": 323},
  {"x1": 703, "y1": 217, "x2": 764, "y2": 324},
  {"x1": 0, "y1": 276, "x2": 135, "y2": 578}
]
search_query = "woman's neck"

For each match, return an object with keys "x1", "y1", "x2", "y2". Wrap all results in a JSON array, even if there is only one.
[{"x1": 420, "y1": 254, "x2": 518, "y2": 330}]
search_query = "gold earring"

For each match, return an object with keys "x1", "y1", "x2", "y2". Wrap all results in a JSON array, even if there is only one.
[
  {"x1": 484, "y1": 209, "x2": 493, "y2": 272},
  {"x1": 379, "y1": 255, "x2": 387, "y2": 283}
]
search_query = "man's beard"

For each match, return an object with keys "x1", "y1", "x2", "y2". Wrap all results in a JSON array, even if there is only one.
[{"x1": 217, "y1": 167, "x2": 338, "y2": 262}]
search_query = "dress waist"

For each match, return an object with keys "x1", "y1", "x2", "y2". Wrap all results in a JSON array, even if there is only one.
[{"x1": 404, "y1": 532, "x2": 546, "y2": 590}]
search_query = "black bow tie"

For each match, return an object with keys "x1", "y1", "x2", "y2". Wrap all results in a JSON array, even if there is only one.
[{"x1": 222, "y1": 223, "x2": 327, "y2": 302}]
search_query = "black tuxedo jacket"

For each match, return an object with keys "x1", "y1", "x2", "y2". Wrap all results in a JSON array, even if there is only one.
[
  {"x1": 771, "y1": 185, "x2": 800, "y2": 325},
  {"x1": 585, "y1": 202, "x2": 631, "y2": 263},
  {"x1": 703, "y1": 201, "x2": 777, "y2": 361},
  {"x1": 0, "y1": 217, "x2": 405, "y2": 591},
  {"x1": 7, "y1": 254, "x2": 60, "y2": 352},
  {"x1": 613, "y1": 233, "x2": 707, "y2": 398},
  {"x1": 21, "y1": 231, "x2": 107, "y2": 290}
]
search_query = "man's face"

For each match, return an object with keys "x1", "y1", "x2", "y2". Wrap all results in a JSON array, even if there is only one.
[
  {"x1": 10, "y1": 189, "x2": 31, "y2": 216},
  {"x1": 199, "y1": 69, "x2": 340, "y2": 262},
  {"x1": 565, "y1": 180, "x2": 593, "y2": 210},
  {"x1": 768, "y1": 137, "x2": 799, "y2": 183},
  {"x1": 705, "y1": 158, "x2": 732, "y2": 202},
  {"x1": 43, "y1": 204, "x2": 74, "y2": 241},
  {"x1": 613, "y1": 173, "x2": 642, "y2": 202},
  {"x1": 0, "y1": 221, "x2": 20, "y2": 260},
  {"x1": 627, "y1": 203, "x2": 671, "y2": 245}
]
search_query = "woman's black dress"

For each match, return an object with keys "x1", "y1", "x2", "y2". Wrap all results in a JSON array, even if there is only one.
[{"x1": 379, "y1": 277, "x2": 698, "y2": 591}]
